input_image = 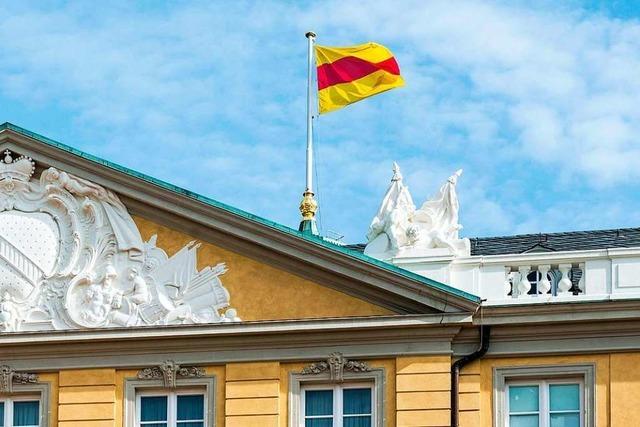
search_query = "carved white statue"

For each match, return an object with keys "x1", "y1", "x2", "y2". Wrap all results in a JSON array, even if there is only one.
[
  {"x1": 364, "y1": 163, "x2": 470, "y2": 259},
  {"x1": 0, "y1": 149, "x2": 240, "y2": 332}
]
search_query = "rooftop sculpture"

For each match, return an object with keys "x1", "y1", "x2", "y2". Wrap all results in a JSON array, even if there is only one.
[{"x1": 365, "y1": 163, "x2": 470, "y2": 259}]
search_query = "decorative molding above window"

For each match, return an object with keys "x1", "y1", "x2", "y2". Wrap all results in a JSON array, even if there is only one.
[
  {"x1": 0, "y1": 364, "x2": 38, "y2": 393},
  {"x1": 0, "y1": 149, "x2": 240, "y2": 332},
  {"x1": 301, "y1": 352, "x2": 371, "y2": 382},
  {"x1": 137, "y1": 360, "x2": 206, "y2": 388}
]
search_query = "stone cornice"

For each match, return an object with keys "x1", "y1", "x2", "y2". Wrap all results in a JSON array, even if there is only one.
[
  {"x1": 476, "y1": 298, "x2": 640, "y2": 325},
  {"x1": 0, "y1": 314, "x2": 468, "y2": 370}
]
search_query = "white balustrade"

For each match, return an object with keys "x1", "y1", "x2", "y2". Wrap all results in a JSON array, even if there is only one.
[{"x1": 503, "y1": 263, "x2": 584, "y2": 299}]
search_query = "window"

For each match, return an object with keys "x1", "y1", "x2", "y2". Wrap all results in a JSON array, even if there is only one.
[
  {"x1": 289, "y1": 368, "x2": 384, "y2": 427},
  {"x1": 507, "y1": 380, "x2": 582, "y2": 427},
  {"x1": 494, "y1": 365, "x2": 594, "y2": 427},
  {"x1": 0, "y1": 397, "x2": 40, "y2": 427},
  {"x1": 302, "y1": 384, "x2": 373, "y2": 427},
  {"x1": 137, "y1": 390, "x2": 206, "y2": 427},
  {"x1": 125, "y1": 375, "x2": 215, "y2": 427}
]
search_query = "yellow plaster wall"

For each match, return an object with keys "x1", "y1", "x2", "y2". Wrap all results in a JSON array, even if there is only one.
[
  {"x1": 58, "y1": 368, "x2": 117, "y2": 427},
  {"x1": 133, "y1": 216, "x2": 392, "y2": 321},
  {"x1": 226, "y1": 362, "x2": 280, "y2": 427},
  {"x1": 610, "y1": 353, "x2": 640, "y2": 427},
  {"x1": 396, "y1": 356, "x2": 451, "y2": 427}
]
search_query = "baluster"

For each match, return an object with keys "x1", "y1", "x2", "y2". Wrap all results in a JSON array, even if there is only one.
[
  {"x1": 557, "y1": 264, "x2": 572, "y2": 294},
  {"x1": 517, "y1": 266, "x2": 531, "y2": 297},
  {"x1": 538, "y1": 265, "x2": 551, "y2": 295},
  {"x1": 578, "y1": 263, "x2": 585, "y2": 294},
  {"x1": 504, "y1": 267, "x2": 513, "y2": 297}
]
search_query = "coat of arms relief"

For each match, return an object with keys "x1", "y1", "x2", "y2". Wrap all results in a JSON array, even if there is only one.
[{"x1": 0, "y1": 149, "x2": 240, "y2": 332}]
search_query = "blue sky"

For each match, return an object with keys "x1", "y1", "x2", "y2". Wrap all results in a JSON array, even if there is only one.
[{"x1": 1, "y1": 1, "x2": 640, "y2": 243}]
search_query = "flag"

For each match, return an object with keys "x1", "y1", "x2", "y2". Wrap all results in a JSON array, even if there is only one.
[{"x1": 315, "y1": 42, "x2": 404, "y2": 114}]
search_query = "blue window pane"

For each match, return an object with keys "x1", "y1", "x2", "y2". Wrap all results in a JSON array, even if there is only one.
[
  {"x1": 305, "y1": 390, "x2": 333, "y2": 416},
  {"x1": 305, "y1": 419, "x2": 333, "y2": 427},
  {"x1": 0, "y1": 402, "x2": 4, "y2": 427},
  {"x1": 13, "y1": 401, "x2": 39, "y2": 427},
  {"x1": 509, "y1": 386, "x2": 539, "y2": 412},
  {"x1": 549, "y1": 384, "x2": 580, "y2": 411},
  {"x1": 344, "y1": 415, "x2": 372, "y2": 427},
  {"x1": 509, "y1": 414, "x2": 539, "y2": 427},
  {"x1": 177, "y1": 423, "x2": 205, "y2": 427},
  {"x1": 177, "y1": 395, "x2": 204, "y2": 420},
  {"x1": 343, "y1": 388, "x2": 372, "y2": 415},
  {"x1": 550, "y1": 413, "x2": 580, "y2": 427},
  {"x1": 140, "y1": 396, "x2": 168, "y2": 422},
  {"x1": 141, "y1": 424, "x2": 167, "y2": 427}
]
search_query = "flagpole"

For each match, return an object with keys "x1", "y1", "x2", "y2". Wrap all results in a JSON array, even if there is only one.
[{"x1": 299, "y1": 31, "x2": 319, "y2": 235}]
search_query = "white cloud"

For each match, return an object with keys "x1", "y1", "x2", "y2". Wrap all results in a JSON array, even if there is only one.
[{"x1": 0, "y1": 1, "x2": 639, "y2": 242}]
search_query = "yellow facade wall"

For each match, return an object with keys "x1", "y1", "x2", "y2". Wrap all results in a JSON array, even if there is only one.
[
  {"x1": 396, "y1": 356, "x2": 451, "y2": 427},
  {"x1": 21, "y1": 352, "x2": 640, "y2": 426},
  {"x1": 58, "y1": 369, "x2": 116, "y2": 427},
  {"x1": 133, "y1": 216, "x2": 392, "y2": 321}
]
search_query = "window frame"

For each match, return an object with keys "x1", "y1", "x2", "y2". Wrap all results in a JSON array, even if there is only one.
[
  {"x1": 505, "y1": 378, "x2": 584, "y2": 427},
  {"x1": 289, "y1": 368, "x2": 384, "y2": 427},
  {"x1": 0, "y1": 382, "x2": 49, "y2": 427},
  {"x1": 300, "y1": 382, "x2": 375, "y2": 427},
  {"x1": 493, "y1": 364, "x2": 595, "y2": 427},
  {"x1": 0, "y1": 394, "x2": 41, "y2": 427},
  {"x1": 136, "y1": 387, "x2": 207, "y2": 427},
  {"x1": 125, "y1": 376, "x2": 215, "y2": 427}
]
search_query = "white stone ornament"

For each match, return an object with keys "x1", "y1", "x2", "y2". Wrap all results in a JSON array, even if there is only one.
[
  {"x1": 365, "y1": 163, "x2": 471, "y2": 259},
  {"x1": 0, "y1": 150, "x2": 240, "y2": 332}
]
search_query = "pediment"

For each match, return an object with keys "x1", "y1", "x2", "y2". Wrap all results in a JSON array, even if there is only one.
[{"x1": 0, "y1": 124, "x2": 479, "y2": 332}]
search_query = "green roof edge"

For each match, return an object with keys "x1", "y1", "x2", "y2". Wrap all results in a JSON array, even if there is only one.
[{"x1": 0, "y1": 122, "x2": 481, "y2": 304}]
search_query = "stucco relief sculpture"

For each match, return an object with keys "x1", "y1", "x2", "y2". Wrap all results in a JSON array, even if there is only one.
[
  {"x1": 0, "y1": 149, "x2": 240, "y2": 332},
  {"x1": 364, "y1": 163, "x2": 470, "y2": 259}
]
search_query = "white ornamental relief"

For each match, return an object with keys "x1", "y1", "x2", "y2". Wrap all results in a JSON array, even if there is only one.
[{"x1": 0, "y1": 150, "x2": 240, "y2": 332}]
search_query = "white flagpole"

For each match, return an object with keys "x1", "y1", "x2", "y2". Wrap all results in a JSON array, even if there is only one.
[
  {"x1": 299, "y1": 31, "x2": 318, "y2": 234},
  {"x1": 305, "y1": 31, "x2": 316, "y2": 195}
]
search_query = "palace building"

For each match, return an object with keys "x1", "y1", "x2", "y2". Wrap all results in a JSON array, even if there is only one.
[{"x1": 0, "y1": 121, "x2": 639, "y2": 427}]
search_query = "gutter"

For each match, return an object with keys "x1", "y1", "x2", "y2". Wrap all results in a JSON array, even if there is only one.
[{"x1": 451, "y1": 325, "x2": 491, "y2": 427}]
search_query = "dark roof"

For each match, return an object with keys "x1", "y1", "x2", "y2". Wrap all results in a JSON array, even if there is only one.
[
  {"x1": 470, "y1": 228, "x2": 640, "y2": 256},
  {"x1": 346, "y1": 227, "x2": 640, "y2": 256}
]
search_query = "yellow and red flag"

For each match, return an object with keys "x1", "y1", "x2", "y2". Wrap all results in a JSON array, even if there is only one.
[{"x1": 315, "y1": 42, "x2": 404, "y2": 114}]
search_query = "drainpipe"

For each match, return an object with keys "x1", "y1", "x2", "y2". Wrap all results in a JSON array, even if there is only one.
[{"x1": 451, "y1": 325, "x2": 491, "y2": 427}]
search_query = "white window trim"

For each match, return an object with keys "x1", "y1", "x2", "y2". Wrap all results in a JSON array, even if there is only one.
[
  {"x1": 289, "y1": 368, "x2": 384, "y2": 427},
  {"x1": 125, "y1": 376, "x2": 215, "y2": 427},
  {"x1": 493, "y1": 364, "x2": 595, "y2": 427},
  {"x1": 300, "y1": 382, "x2": 375, "y2": 427},
  {"x1": 0, "y1": 382, "x2": 50, "y2": 427},
  {"x1": 505, "y1": 378, "x2": 584, "y2": 427},
  {"x1": 136, "y1": 388, "x2": 207, "y2": 427}
]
